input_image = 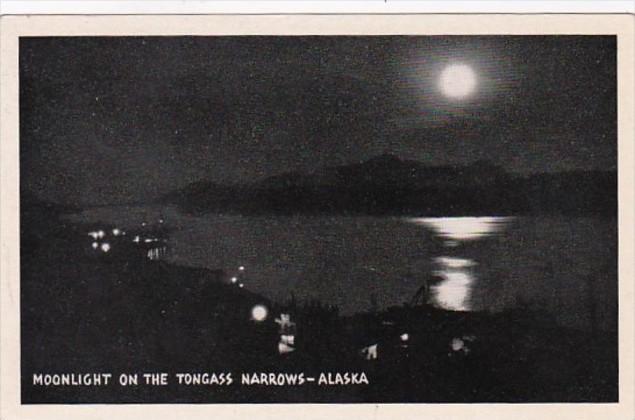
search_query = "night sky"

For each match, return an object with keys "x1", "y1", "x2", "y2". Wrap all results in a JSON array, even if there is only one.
[{"x1": 20, "y1": 36, "x2": 616, "y2": 206}]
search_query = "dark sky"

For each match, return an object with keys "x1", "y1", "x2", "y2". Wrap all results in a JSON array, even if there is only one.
[{"x1": 20, "y1": 36, "x2": 616, "y2": 206}]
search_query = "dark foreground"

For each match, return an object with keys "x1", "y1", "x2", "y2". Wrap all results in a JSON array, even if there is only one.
[{"x1": 21, "y1": 208, "x2": 618, "y2": 403}]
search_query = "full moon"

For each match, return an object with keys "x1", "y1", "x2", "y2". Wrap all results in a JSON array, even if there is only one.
[{"x1": 439, "y1": 64, "x2": 477, "y2": 99}]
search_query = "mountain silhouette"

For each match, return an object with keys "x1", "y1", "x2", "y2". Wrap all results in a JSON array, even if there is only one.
[{"x1": 163, "y1": 155, "x2": 616, "y2": 217}]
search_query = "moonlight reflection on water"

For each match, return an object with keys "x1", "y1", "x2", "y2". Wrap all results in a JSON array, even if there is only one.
[
  {"x1": 409, "y1": 217, "x2": 515, "y2": 312},
  {"x1": 67, "y1": 208, "x2": 616, "y2": 330},
  {"x1": 409, "y1": 217, "x2": 515, "y2": 241},
  {"x1": 432, "y1": 256, "x2": 478, "y2": 311}
]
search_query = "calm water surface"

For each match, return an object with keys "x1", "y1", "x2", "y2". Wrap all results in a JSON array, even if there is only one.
[{"x1": 68, "y1": 206, "x2": 617, "y2": 332}]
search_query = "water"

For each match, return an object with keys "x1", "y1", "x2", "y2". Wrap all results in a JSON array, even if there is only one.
[
  {"x1": 410, "y1": 217, "x2": 515, "y2": 311},
  {"x1": 67, "y1": 206, "x2": 617, "y2": 332}
]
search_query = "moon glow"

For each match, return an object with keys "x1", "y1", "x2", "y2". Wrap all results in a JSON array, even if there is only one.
[{"x1": 439, "y1": 64, "x2": 477, "y2": 99}]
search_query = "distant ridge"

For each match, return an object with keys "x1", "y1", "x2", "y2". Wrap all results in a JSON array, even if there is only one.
[{"x1": 162, "y1": 155, "x2": 616, "y2": 217}]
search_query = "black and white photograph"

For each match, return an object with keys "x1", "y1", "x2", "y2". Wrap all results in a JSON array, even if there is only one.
[{"x1": 2, "y1": 14, "x2": 633, "y2": 415}]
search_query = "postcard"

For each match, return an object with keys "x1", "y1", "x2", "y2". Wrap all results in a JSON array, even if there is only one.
[{"x1": 1, "y1": 14, "x2": 633, "y2": 420}]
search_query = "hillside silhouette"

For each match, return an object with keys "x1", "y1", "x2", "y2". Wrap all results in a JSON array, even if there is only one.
[{"x1": 164, "y1": 155, "x2": 616, "y2": 217}]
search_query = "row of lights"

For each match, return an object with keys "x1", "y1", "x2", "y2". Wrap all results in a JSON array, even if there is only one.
[
  {"x1": 132, "y1": 236, "x2": 161, "y2": 244},
  {"x1": 91, "y1": 241, "x2": 111, "y2": 253},
  {"x1": 88, "y1": 225, "x2": 164, "y2": 256},
  {"x1": 141, "y1": 219, "x2": 164, "y2": 227},
  {"x1": 88, "y1": 228, "x2": 125, "y2": 240},
  {"x1": 89, "y1": 216, "x2": 166, "y2": 241}
]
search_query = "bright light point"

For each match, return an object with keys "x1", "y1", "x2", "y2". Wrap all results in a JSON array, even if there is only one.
[
  {"x1": 231, "y1": 277, "x2": 238, "y2": 283},
  {"x1": 112, "y1": 228, "x2": 121, "y2": 236},
  {"x1": 439, "y1": 63, "x2": 477, "y2": 99},
  {"x1": 101, "y1": 243, "x2": 111, "y2": 253},
  {"x1": 88, "y1": 231, "x2": 98, "y2": 239},
  {"x1": 251, "y1": 305, "x2": 268, "y2": 321},
  {"x1": 238, "y1": 266, "x2": 245, "y2": 271},
  {"x1": 400, "y1": 333, "x2": 409, "y2": 342},
  {"x1": 133, "y1": 236, "x2": 140, "y2": 243},
  {"x1": 91, "y1": 242, "x2": 99, "y2": 249},
  {"x1": 451, "y1": 337, "x2": 465, "y2": 352},
  {"x1": 97, "y1": 230, "x2": 105, "y2": 239},
  {"x1": 239, "y1": 283, "x2": 244, "y2": 288}
]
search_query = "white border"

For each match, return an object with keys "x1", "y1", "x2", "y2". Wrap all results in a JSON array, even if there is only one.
[
  {"x1": 1, "y1": 13, "x2": 634, "y2": 420},
  {"x1": 1, "y1": 1, "x2": 634, "y2": 15}
]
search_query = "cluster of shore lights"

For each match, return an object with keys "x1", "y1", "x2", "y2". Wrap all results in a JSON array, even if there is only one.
[
  {"x1": 230, "y1": 265, "x2": 246, "y2": 288},
  {"x1": 88, "y1": 221, "x2": 166, "y2": 256},
  {"x1": 88, "y1": 228, "x2": 127, "y2": 253},
  {"x1": 88, "y1": 228, "x2": 126, "y2": 240}
]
